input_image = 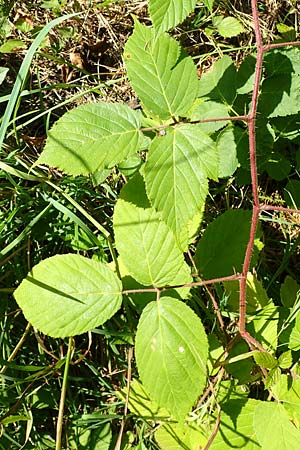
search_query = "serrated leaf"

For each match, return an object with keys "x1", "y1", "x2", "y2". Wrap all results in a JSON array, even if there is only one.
[
  {"x1": 211, "y1": 399, "x2": 260, "y2": 449},
  {"x1": 217, "y1": 17, "x2": 244, "y2": 38},
  {"x1": 149, "y1": 0, "x2": 197, "y2": 32},
  {"x1": 254, "y1": 351, "x2": 277, "y2": 369},
  {"x1": 14, "y1": 254, "x2": 122, "y2": 338},
  {"x1": 254, "y1": 402, "x2": 300, "y2": 450},
  {"x1": 189, "y1": 99, "x2": 230, "y2": 134},
  {"x1": 216, "y1": 124, "x2": 240, "y2": 177},
  {"x1": 124, "y1": 21, "x2": 198, "y2": 119},
  {"x1": 37, "y1": 103, "x2": 143, "y2": 175},
  {"x1": 113, "y1": 198, "x2": 191, "y2": 288},
  {"x1": 289, "y1": 314, "x2": 300, "y2": 351},
  {"x1": 155, "y1": 422, "x2": 207, "y2": 450},
  {"x1": 144, "y1": 124, "x2": 218, "y2": 242},
  {"x1": 195, "y1": 209, "x2": 256, "y2": 279},
  {"x1": 198, "y1": 55, "x2": 236, "y2": 105},
  {"x1": 135, "y1": 297, "x2": 208, "y2": 420}
]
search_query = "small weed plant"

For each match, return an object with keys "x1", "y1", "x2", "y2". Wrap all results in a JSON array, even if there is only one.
[{"x1": 2, "y1": 0, "x2": 300, "y2": 448}]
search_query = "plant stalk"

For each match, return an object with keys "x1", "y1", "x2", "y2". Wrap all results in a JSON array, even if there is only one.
[{"x1": 56, "y1": 337, "x2": 73, "y2": 450}]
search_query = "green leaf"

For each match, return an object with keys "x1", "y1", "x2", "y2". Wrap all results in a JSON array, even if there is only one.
[
  {"x1": 226, "y1": 341, "x2": 255, "y2": 384},
  {"x1": 37, "y1": 103, "x2": 143, "y2": 175},
  {"x1": 0, "y1": 39, "x2": 26, "y2": 53},
  {"x1": 135, "y1": 297, "x2": 208, "y2": 420},
  {"x1": 155, "y1": 422, "x2": 207, "y2": 450},
  {"x1": 189, "y1": 99, "x2": 230, "y2": 134},
  {"x1": 258, "y1": 74, "x2": 300, "y2": 118},
  {"x1": 211, "y1": 399, "x2": 260, "y2": 449},
  {"x1": 278, "y1": 350, "x2": 292, "y2": 369},
  {"x1": 272, "y1": 374, "x2": 300, "y2": 421},
  {"x1": 265, "y1": 367, "x2": 281, "y2": 389},
  {"x1": 195, "y1": 209, "x2": 254, "y2": 279},
  {"x1": 248, "y1": 302, "x2": 279, "y2": 351},
  {"x1": 253, "y1": 351, "x2": 277, "y2": 369},
  {"x1": 237, "y1": 54, "x2": 256, "y2": 94},
  {"x1": 204, "y1": 0, "x2": 214, "y2": 12},
  {"x1": 266, "y1": 152, "x2": 291, "y2": 180},
  {"x1": 113, "y1": 198, "x2": 191, "y2": 288},
  {"x1": 14, "y1": 254, "x2": 122, "y2": 338},
  {"x1": 284, "y1": 180, "x2": 300, "y2": 210},
  {"x1": 124, "y1": 21, "x2": 198, "y2": 119},
  {"x1": 264, "y1": 48, "x2": 300, "y2": 77},
  {"x1": 0, "y1": 67, "x2": 9, "y2": 85},
  {"x1": 198, "y1": 55, "x2": 236, "y2": 105},
  {"x1": 217, "y1": 17, "x2": 244, "y2": 38},
  {"x1": 216, "y1": 124, "x2": 240, "y2": 178},
  {"x1": 69, "y1": 423, "x2": 112, "y2": 450},
  {"x1": 149, "y1": 0, "x2": 197, "y2": 32},
  {"x1": 289, "y1": 314, "x2": 300, "y2": 351},
  {"x1": 254, "y1": 402, "x2": 300, "y2": 450},
  {"x1": 144, "y1": 124, "x2": 218, "y2": 241},
  {"x1": 280, "y1": 275, "x2": 300, "y2": 308},
  {"x1": 118, "y1": 379, "x2": 171, "y2": 420}
]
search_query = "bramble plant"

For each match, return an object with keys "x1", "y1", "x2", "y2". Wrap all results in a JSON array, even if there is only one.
[{"x1": 2, "y1": 0, "x2": 300, "y2": 448}]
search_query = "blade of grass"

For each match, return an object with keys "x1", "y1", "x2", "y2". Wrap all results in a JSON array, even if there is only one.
[
  {"x1": 0, "y1": 204, "x2": 51, "y2": 258},
  {"x1": 0, "y1": 12, "x2": 80, "y2": 151}
]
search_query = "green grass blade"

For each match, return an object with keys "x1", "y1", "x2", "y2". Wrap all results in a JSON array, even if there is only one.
[{"x1": 0, "y1": 12, "x2": 80, "y2": 151}]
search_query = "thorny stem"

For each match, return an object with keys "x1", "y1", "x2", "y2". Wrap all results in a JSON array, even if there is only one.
[{"x1": 238, "y1": 2, "x2": 300, "y2": 349}]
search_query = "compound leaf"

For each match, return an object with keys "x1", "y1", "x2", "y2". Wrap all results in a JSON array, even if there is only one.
[
  {"x1": 37, "y1": 103, "x2": 143, "y2": 175},
  {"x1": 135, "y1": 297, "x2": 208, "y2": 420},
  {"x1": 144, "y1": 124, "x2": 218, "y2": 242},
  {"x1": 14, "y1": 254, "x2": 122, "y2": 338},
  {"x1": 149, "y1": 0, "x2": 197, "y2": 33},
  {"x1": 254, "y1": 402, "x2": 300, "y2": 450},
  {"x1": 113, "y1": 198, "x2": 191, "y2": 288},
  {"x1": 124, "y1": 20, "x2": 198, "y2": 119}
]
